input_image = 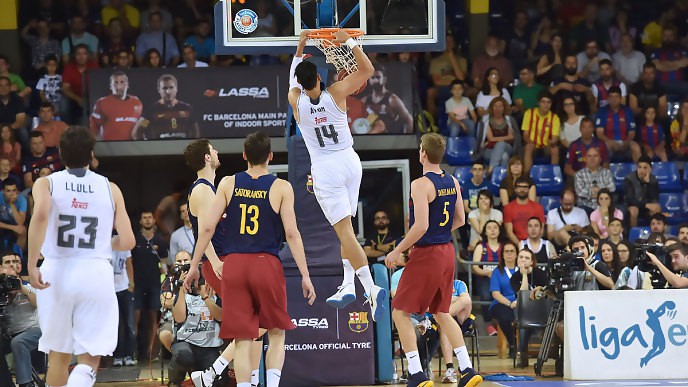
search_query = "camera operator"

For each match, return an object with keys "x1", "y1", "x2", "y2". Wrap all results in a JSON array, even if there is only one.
[
  {"x1": 0, "y1": 252, "x2": 40, "y2": 387},
  {"x1": 159, "y1": 250, "x2": 189, "y2": 353},
  {"x1": 168, "y1": 252, "x2": 223, "y2": 387},
  {"x1": 646, "y1": 241, "x2": 688, "y2": 289},
  {"x1": 615, "y1": 233, "x2": 668, "y2": 290}
]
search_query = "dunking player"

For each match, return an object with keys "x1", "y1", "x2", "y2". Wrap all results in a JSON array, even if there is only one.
[
  {"x1": 187, "y1": 132, "x2": 316, "y2": 387},
  {"x1": 288, "y1": 29, "x2": 388, "y2": 319},
  {"x1": 89, "y1": 71, "x2": 143, "y2": 141},
  {"x1": 385, "y1": 133, "x2": 482, "y2": 387},
  {"x1": 183, "y1": 139, "x2": 265, "y2": 386},
  {"x1": 27, "y1": 126, "x2": 135, "y2": 387}
]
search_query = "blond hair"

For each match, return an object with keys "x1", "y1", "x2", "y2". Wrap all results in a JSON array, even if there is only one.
[{"x1": 420, "y1": 133, "x2": 446, "y2": 164}]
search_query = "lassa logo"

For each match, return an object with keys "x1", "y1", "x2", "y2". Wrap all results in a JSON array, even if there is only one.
[
  {"x1": 291, "y1": 318, "x2": 329, "y2": 329},
  {"x1": 218, "y1": 87, "x2": 269, "y2": 98}
]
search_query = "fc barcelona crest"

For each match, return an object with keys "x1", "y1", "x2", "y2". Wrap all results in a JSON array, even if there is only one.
[
  {"x1": 348, "y1": 311, "x2": 369, "y2": 333},
  {"x1": 306, "y1": 174, "x2": 314, "y2": 194}
]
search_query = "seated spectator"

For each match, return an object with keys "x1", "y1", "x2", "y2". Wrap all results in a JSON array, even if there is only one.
[
  {"x1": 471, "y1": 35, "x2": 514, "y2": 93},
  {"x1": 569, "y1": 5, "x2": 611, "y2": 54},
  {"x1": 20, "y1": 18, "x2": 62, "y2": 73},
  {"x1": 609, "y1": 11, "x2": 637, "y2": 54},
  {"x1": 183, "y1": 18, "x2": 216, "y2": 64},
  {"x1": 535, "y1": 33, "x2": 564, "y2": 87},
  {"x1": 139, "y1": 0, "x2": 174, "y2": 33},
  {"x1": 471, "y1": 219, "x2": 502, "y2": 336},
  {"x1": 101, "y1": 0, "x2": 140, "y2": 38},
  {"x1": 33, "y1": 101, "x2": 67, "y2": 148},
  {"x1": 61, "y1": 15, "x2": 99, "y2": 63},
  {"x1": 489, "y1": 240, "x2": 519, "y2": 358},
  {"x1": 0, "y1": 158, "x2": 23, "y2": 191},
  {"x1": 467, "y1": 190, "x2": 502, "y2": 250},
  {"x1": 616, "y1": 239, "x2": 633, "y2": 271},
  {"x1": 22, "y1": 131, "x2": 63, "y2": 190},
  {"x1": 513, "y1": 65, "x2": 544, "y2": 116},
  {"x1": 641, "y1": 9, "x2": 671, "y2": 52},
  {"x1": 0, "y1": 125, "x2": 21, "y2": 175},
  {"x1": 599, "y1": 241, "x2": 621, "y2": 286},
  {"x1": 550, "y1": 55, "x2": 594, "y2": 115},
  {"x1": 594, "y1": 86, "x2": 641, "y2": 162},
  {"x1": 650, "y1": 213, "x2": 672, "y2": 237},
  {"x1": 565, "y1": 117, "x2": 609, "y2": 178},
  {"x1": 520, "y1": 217, "x2": 556, "y2": 264},
  {"x1": 142, "y1": 48, "x2": 162, "y2": 68},
  {"x1": 476, "y1": 68, "x2": 512, "y2": 118},
  {"x1": 135, "y1": 12, "x2": 180, "y2": 67},
  {"x1": 574, "y1": 147, "x2": 615, "y2": 212},
  {"x1": 624, "y1": 155, "x2": 661, "y2": 227},
  {"x1": 426, "y1": 34, "x2": 467, "y2": 117},
  {"x1": 669, "y1": 99, "x2": 688, "y2": 159},
  {"x1": 35, "y1": 55, "x2": 62, "y2": 115},
  {"x1": 112, "y1": 48, "x2": 133, "y2": 69},
  {"x1": 462, "y1": 162, "x2": 489, "y2": 213},
  {"x1": 592, "y1": 59, "x2": 627, "y2": 109},
  {"x1": 0, "y1": 179, "x2": 27, "y2": 250},
  {"x1": 678, "y1": 223, "x2": 688, "y2": 244},
  {"x1": 646, "y1": 242, "x2": 688, "y2": 288},
  {"x1": 100, "y1": 19, "x2": 136, "y2": 68},
  {"x1": 504, "y1": 177, "x2": 546, "y2": 244},
  {"x1": 0, "y1": 56, "x2": 31, "y2": 99},
  {"x1": 546, "y1": 188, "x2": 590, "y2": 247},
  {"x1": 363, "y1": 210, "x2": 401, "y2": 265},
  {"x1": 612, "y1": 33, "x2": 645, "y2": 85},
  {"x1": 499, "y1": 156, "x2": 536, "y2": 205},
  {"x1": 62, "y1": 44, "x2": 99, "y2": 125},
  {"x1": 445, "y1": 80, "x2": 476, "y2": 137},
  {"x1": 559, "y1": 96, "x2": 583, "y2": 150},
  {"x1": 112, "y1": 249, "x2": 136, "y2": 367},
  {"x1": 510, "y1": 247, "x2": 548, "y2": 368},
  {"x1": 590, "y1": 189, "x2": 624, "y2": 239},
  {"x1": 629, "y1": 63, "x2": 667, "y2": 119},
  {"x1": 601, "y1": 217, "x2": 624, "y2": 247},
  {"x1": 522, "y1": 91, "x2": 560, "y2": 171},
  {"x1": 651, "y1": 25, "x2": 688, "y2": 101},
  {"x1": 577, "y1": 38, "x2": 612, "y2": 84},
  {"x1": 0, "y1": 77, "x2": 27, "y2": 132},
  {"x1": 479, "y1": 97, "x2": 516, "y2": 174},
  {"x1": 637, "y1": 106, "x2": 668, "y2": 161},
  {"x1": 505, "y1": 11, "x2": 532, "y2": 75},
  {"x1": 530, "y1": 17, "x2": 559, "y2": 58},
  {"x1": 178, "y1": 44, "x2": 208, "y2": 69}
]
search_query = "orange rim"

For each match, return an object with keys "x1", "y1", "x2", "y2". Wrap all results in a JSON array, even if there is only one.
[{"x1": 307, "y1": 28, "x2": 364, "y2": 41}]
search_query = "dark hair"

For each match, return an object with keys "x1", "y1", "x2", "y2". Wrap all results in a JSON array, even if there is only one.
[
  {"x1": 143, "y1": 48, "x2": 162, "y2": 68},
  {"x1": 450, "y1": 79, "x2": 465, "y2": 89},
  {"x1": 30, "y1": 131, "x2": 44, "y2": 139},
  {"x1": 598, "y1": 58, "x2": 612, "y2": 68},
  {"x1": 481, "y1": 67, "x2": 504, "y2": 95},
  {"x1": 650, "y1": 213, "x2": 667, "y2": 225},
  {"x1": 580, "y1": 116, "x2": 594, "y2": 128},
  {"x1": 178, "y1": 201, "x2": 188, "y2": 209},
  {"x1": 515, "y1": 176, "x2": 531, "y2": 187},
  {"x1": 0, "y1": 124, "x2": 16, "y2": 146},
  {"x1": 244, "y1": 131, "x2": 271, "y2": 165},
  {"x1": 667, "y1": 242, "x2": 688, "y2": 257},
  {"x1": 39, "y1": 101, "x2": 54, "y2": 111},
  {"x1": 44, "y1": 54, "x2": 58, "y2": 64},
  {"x1": 596, "y1": 188, "x2": 616, "y2": 217},
  {"x1": 678, "y1": 223, "x2": 688, "y2": 232},
  {"x1": 647, "y1": 232, "x2": 666, "y2": 244},
  {"x1": 477, "y1": 189, "x2": 494, "y2": 208},
  {"x1": 643, "y1": 62, "x2": 657, "y2": 71},
  {"x1": 545, "y1": 32, "x2": 563, "y2": 65},
  {"x1": 599, "y1": 241, "x2": 621, "y2": 279},
  {"x1": 608, "y1": 217, "x2": 623, "y2": 227},
  {"x1": 480, "y1": 219, "x2": 502, "y2": 242},
  {"x1": 184, "y1": 139, "x2": 211, "y2": 172},
  {"x1": 0, "y1": 76, "x2": 10, "y2": 85},
  {"x1": 518, "y1": 246, "x2": 537, "y2": 266},
  {"x1": 2, "y1": 177, "x2": 17, "y2": 189},
  {"x1": 59, "y1": 126, "x2": 95, "y2": 168},
  {"x1": 0, "y1": 55, "x2": 7, "y2": 64},
  {"x1": 520, "y1": 64, "x2": 536, "y2": 74},
  {"x1": 472, "y1": 160, "x2": 485, "y2": 168},
  {"x1": 149, "y1": 11, "x2": 163, "y2": 21},
  {"x1": 74, "y1": 43, "x2": 89, "y2": 54},
  {"x1": 372, "y1": 62, "x2": 386, "y2": 73},
  {"x1": 0, "y1": 250, "x2": 19, "y2": 264},
  {"x1": 617, "y1": 239, "x2": 635, "y2": 269},
  {"x1": 503, "y1": 156, "x2": 526, "y2": 199},
  {"x1": 528, "y1": 216, "x2": 542, "y2": 226},
  {"x1": 182, "y1": 44, "x2": 196, "y2": 53},
  {"x1": 498, "y1": 241, "x2": 519, "y2": 273},
  {"x1": 637, "y1": 155, "x2": 652, "y2": 166},
  {"x1": 607, "y1": 85, "x2": 622, "y2": 96},
  {"x1": 537, "y1": 90, "x2": 553, "y2": 102},
  {"x1": 295, "y1": 61, "x2": 318, "y2": 91}
]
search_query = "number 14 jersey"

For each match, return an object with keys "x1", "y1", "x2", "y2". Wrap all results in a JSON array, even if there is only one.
[
  {"x1": 43, "y1": 169, "x2": 115, "y2": 261},
  {"x1": 296, "y1": 89, "x2": 353, "y2": 160}
]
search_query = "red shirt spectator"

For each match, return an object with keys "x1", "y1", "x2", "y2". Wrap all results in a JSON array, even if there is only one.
[
  {"x1": 62, "y1": 59, "x2": 99, "y2": 98},
  {"x1": 503, "y1": 177, "x2": 545, "y2": 244}
]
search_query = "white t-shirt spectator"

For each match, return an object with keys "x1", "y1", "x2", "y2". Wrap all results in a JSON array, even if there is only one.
[
  {"x1": 546, "y1": 206, "x2": 590, "y2": 232},
  {"x1": 612, "y1": 50, "x2": 646, "y2": 84},
  {"x1": 467, "y1": 208, "x2": 503, "y2": 246},
  {"x1": 445, "y1": 96, "x2": 475, "y2": 122},
  {"x1": 475, "y1": 89, "x2": 512, "y2": 111},
  {"x1": 112, "y1": 250, "x2": 131, "y2": 293},
  {"x1": 36, "y1": 74, "x2": 63, "y2": 105},
  {"x1": 561, "y1": 116, "x2": 583, "y2": 145},
  {"x1": 177, "y1": 60, "x2": 209, "y2": 68}
]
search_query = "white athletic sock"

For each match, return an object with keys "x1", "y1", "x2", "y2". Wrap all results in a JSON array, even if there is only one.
[
  {"x1": 211, "y1": 356, "x2": 229, "y2": 376},
  {"x1": 67, "y1": 364, "x2": 96, "y2": 387},
  {"x1": 355, "y1": 265, "x2": 375, "y2": 296},
  {"x1": 342, "y1": 259, "x2": 355, "y2": 286},
  {"x1": 251, "y1": 369, "x2": 259, "y2": 386},
  {"x1": 266, "y1": 368, "x2": 281, "y2": 387},
  {"x1": 454, "y1": 346, "x2": 472, "y2": 371},
  {"x1": 237, "y1": 383, "x2": 252, "y2": 387},
  {"x1": 405, "y1": 350, "x2": 423, "y2": 375}
]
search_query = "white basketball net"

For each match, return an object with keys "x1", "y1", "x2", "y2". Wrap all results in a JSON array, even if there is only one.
[{"x1": 309, "y1": 33, "x2": 364, "y2": 74}]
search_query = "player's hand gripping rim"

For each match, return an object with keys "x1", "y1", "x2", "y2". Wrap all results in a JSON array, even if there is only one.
[
  {"x1": 183, "y1": 264, "x2": 201, "y2": 292},
  {"x1": 29, "y1": 267, "x2": 50, "y2": 290}
]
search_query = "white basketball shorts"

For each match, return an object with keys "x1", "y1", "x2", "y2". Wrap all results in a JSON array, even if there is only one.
[
  {"x1": 311, "y1": 147, "x2": 362, "y2": 226},
  {"x1": 36, "y1": 258, "x2": 118, "y2": 356}
]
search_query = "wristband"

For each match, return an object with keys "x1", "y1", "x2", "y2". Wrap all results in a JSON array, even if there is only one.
[
  {"x1": 345, "y1": 38, "x2": 358, "y2": 50},
  {"x1": 202, "y1": 296, "x2": 209, "y2": 301}
]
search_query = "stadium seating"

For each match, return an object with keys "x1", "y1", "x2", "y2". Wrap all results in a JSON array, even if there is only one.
[
  {"x1": 529, "y1": 165, "x2": 563, "y2": 196},
  {"x1": 608, "y1": 163, "x2": 635, "y2": 192},
  {"x1": 651, "y1": 162, "x2": 683, "y2": 192},
  {"x1": 453, "y1": 166, "x2": 473, "y2": 187},
  {"x1": 659, "y1": 192, "x2": 688, "y2": 224},
  {"x1": 539, "y1": 196, "x2": 561, "y2": 213},
  {"x1": 445, "y1": 136, "x2": 476, "y2": 166},
  {"x1": 490, "y1": 166, "x2": 507, "y2": 197},
  {"x1": 629, "y1": 227, "x2": 651, "y2": 242}
]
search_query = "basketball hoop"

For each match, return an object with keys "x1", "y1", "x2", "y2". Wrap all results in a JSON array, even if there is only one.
[{"x1": 307, "y1": 28, "x2": 364, "y2": 74}]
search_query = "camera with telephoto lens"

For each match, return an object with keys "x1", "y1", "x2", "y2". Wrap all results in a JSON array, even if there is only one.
[
  {"x1": 0, "y1": 273, "x2": 22, "y2": 316},
  {"x1": 634, "y1": 241, "x2": 669, "y2": 289},
  {"x1": 545, "y1": 249, "x2": 586, "y2": 298},
  {"x1": 168, "y1": 263, "x2": 191, "y2": 288}
]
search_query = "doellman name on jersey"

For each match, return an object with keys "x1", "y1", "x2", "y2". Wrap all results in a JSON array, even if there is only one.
[
  {"x1": 233, "y1": 188, "x2": 268, "y2": 199},
  {"x1": 437, "y1": 187, "x2": 457, "y2": 197}
]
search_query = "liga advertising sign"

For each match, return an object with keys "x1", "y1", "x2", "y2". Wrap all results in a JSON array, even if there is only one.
[{"x1": 564, "y1": 289, "x2": 688, "y2": 380}]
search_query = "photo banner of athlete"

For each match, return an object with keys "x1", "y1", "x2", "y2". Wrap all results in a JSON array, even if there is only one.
[{"x1": 87, "y1": 63, "x2": 416, "y2": 141}]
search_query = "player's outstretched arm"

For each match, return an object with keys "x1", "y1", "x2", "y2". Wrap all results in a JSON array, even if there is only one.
[
  {"x1": 328, "y1": 29, "x2": 375, "y2": 99},
  {"x1": 385, "y1": 179, "x2": 432, "y2": 268},
  {"x1": 288, "y1": 31, "x2": 309, "y2": 115},
  {"x1": 110, "y1": 182, "x2": 135, "y2": 251},
  {"x1": 450, "y1": 177, "x2": 466, "y2": 231},
  {"x1": 277, "y1": 180, "x2": 316, "y2": 305},
  {"x1": 190, "y1": 183, "x2": 224, "y2": 277},
  {"x1": 27, "y1": 177, "x2": 51, "y2": 289}
]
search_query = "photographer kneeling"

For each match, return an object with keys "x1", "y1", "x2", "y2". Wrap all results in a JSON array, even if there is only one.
[
  {"x1": 646, "y1": 241, "x2": 688, "y2": 289},
  {"x1": 0, "y1": 252, "x2": 41, "y2": 387}
]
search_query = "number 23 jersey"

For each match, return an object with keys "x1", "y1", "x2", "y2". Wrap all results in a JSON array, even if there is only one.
[
  {"x1": 42, "y1": 169, "x2": 115, "y2": 261},
  {"x1": 296, "y1": 89, "x2": 354, "y2": 159}
]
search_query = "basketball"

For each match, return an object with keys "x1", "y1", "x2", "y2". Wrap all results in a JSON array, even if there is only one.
[{"x1": 337, "y1": 69, "x2": 367, "y2": 95}]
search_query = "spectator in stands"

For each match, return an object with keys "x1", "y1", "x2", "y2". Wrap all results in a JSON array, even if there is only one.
[
  {"x1": 650, "y1": 213, "x2": 671, "y2": 237},
  {"x1": 0, "y1": 254, "x2": 41, "y2": 387},
  {"x1": 20, "y1": 18, "x2": 62, "y2": 73},
  {"x1": 475, "y1": 68, "x2": 512, "y2": 118},
  {"x1": 602, "y1": 217, "x2": 624, "y2": 247},
  {"x1": 624, "y1": 155, "x2": 661, "y2": 227},
  {"x1": 22, "y1": 131, "x2": 62, "y2": 190},
  {"x1": 609, "y1": 10, "x2": 637, "y2": 54},
  {"x1": 112, "y1": 248, "x2": 136, "y2": 367},
  {"x1": 0, "y1": 158, "x2": 22, "y2": 191},
  {"x1": 183, "y1": 19, "x2": 216, "y2": 65},
  {"x1": 471, "y1": 35, "x2": 514, "y2": 92},
  {"x1": 669, "y1": 99, "x2": 688, "y2": 158},
  {"x1": 535, "y1": 33, "x2": 564, "y2": 87},
  {"x1": 472, "y1": 220, "x2": 502, "y2": 336},
  {"x1": 599, "y1": 241, "x2": 621, "y2": 285},
  {"x1": 546, "y1": 188, "x2": 590, "y2": 247},
  {"x1": 616, "y1": 239, "x2": 633, "y2": 270},
  {"x1": 489, "y1": 240, "x2": 519, "y2": 358},
  {"x1": 178, "y1": 44, "x2": 208, "y2": 69},
  {"x1": 142, "y1": 48, "x2": 162, "y2": 68},
  {"x1": 505, "y1": 11, "x2": 532, "y2": 75},
  {"x1": 499, "y1": 156, "x2": 536, "y2": 205},
  {"x1": 462, "y1": 162, "x2": 489, "y2": 213},
  {"x1": 35, "y1": 55, "x2": 62, "y2": 114},
  {"x1": 112, "y1": 48, "x2": 132, "y2": 70},
  {"x1": 479, "y1": 97, "x2": 516, "y2": 175},
  {"x1": 0, "y1": 178, "x2": 27, "y2": 250},
  {"x1": 504, "y1": 177, "x2": 545, "y2": 244},
  {"x1": 641, "y1": 8, "x2": 674, "y2": 52},
  {"x1": 512, "y1": 65, "x2": 544, "y2": 117},
  {"x1": 100, "y1": 19, "x2": 135, "y2": 68},
  {"x1": 445, "y1": 80, "x2": 476, "y2": 137},
  {"x1": 155, "y1": 182, "x2": 185, "y2": 242},
  {"x1": 559, "y1": 96, "x2": 583, "y2": 152},
  {"x1": 363, "y1": 209, "x2": 401, "y2": 265},
  {"x1": 530, "y1": 16, "x2": 559, "y2": 60},
  {"x1": 23, "y1": 0, "x2": 67, "y2": 37},
  {"x1": 0, "y1": 77, "x2": 26, "y2": 134},
  {"x1": 0, "y1": 125, "x2": 21, "y2": 175},
  {"x1": 592, "y1": 59, "x2": 627, "y2": 109},
  {"x1": 520, "y1": 217, "x2": 555, "y2": 264},
  {"x1": 569, "y1": 4, "x2": 611, "y2": 53},
  {"x1": 590, "y1": 190, "x2": 624, "y2": 239},
  {"x1": 169, "y1": 201, "x2": 194, "y2": 264},
  {"x1": 522, "y1": 90, "x2": 560, "y2": 172},
  {"x1": 510, "y1": 246, "x2": 548, "y2": 369},
  {"x1": 135, "y1": 12, "x2": 180, "y2": 67},
  {"x1": 550, "y1": 55, "x2": 594, "y2": 115},
  {"x1": 646, "y1": 242, "x2": 688, "y2": 288},
  {"x1": 132, "y1": 210, "x2": 169, "y2": 360},
  {"x1": 139, "y1": 0, "x2": 173, "y2": 33},
  {"x1": 34, "y1": 102, "x2": 67, "y2": 148},
  {"x1": 651, "y1": 25, "x2": 688, "y2": 99},
  {"x1": 0, "y1": 57, "x2": 30, "y2": 99},
  {"x1": 629, "y1": 63, "x2": 667, "y2": 119},
  {"x1": 61, "y1": 15, "x2": 99, "y2": 63},
  {"x1": 467, "y1": 190, "x2": 502, "y2": 250},
  {"x1": 612, "y1": 33, "x2": 645, "y2": 85},
  {"x1": 62, "y1": 44, "x2": 99, "y2": 125},
  {"x1": 426, "y1": 33, "x2": 467, "y2": 118},
  {"x1": 595, "y1": 86, "x2": 641, "y2": 162},
  {"x1": 577, "y1": 38, "x2": 612, "y2": 83},
  {"x1": 101, "y1": 0, "x2": 140, "y2": 38},
  {"x1": 574, "y1": 147, "x2": 615, "y2": 212},
  {"x1": 637, "y1": 106, "x2": 668, "y2": 161},
  {"x1": 678, "y1": 224, "x2": 688, "y2": 244}
]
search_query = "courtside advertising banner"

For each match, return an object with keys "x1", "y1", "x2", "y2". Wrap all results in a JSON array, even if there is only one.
[{"x1": 564, "y1": 289, "x2": 688, "y2": 380}]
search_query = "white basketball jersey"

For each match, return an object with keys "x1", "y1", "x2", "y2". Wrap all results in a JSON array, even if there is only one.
[
  {"x1": 296, "y1": 89, "x2": 354, "y2": 159},
  {"x1": 42, "y1": 169, "x2": 115, "y2": 261}
]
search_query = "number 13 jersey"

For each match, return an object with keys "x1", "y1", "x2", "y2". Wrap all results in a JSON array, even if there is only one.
[
  {"x1": 296, "y1": 89, "x2": 353, "y2": 160},
  {"x1": 42, "y1": 169, "x2": 115, "y2": 261}
]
